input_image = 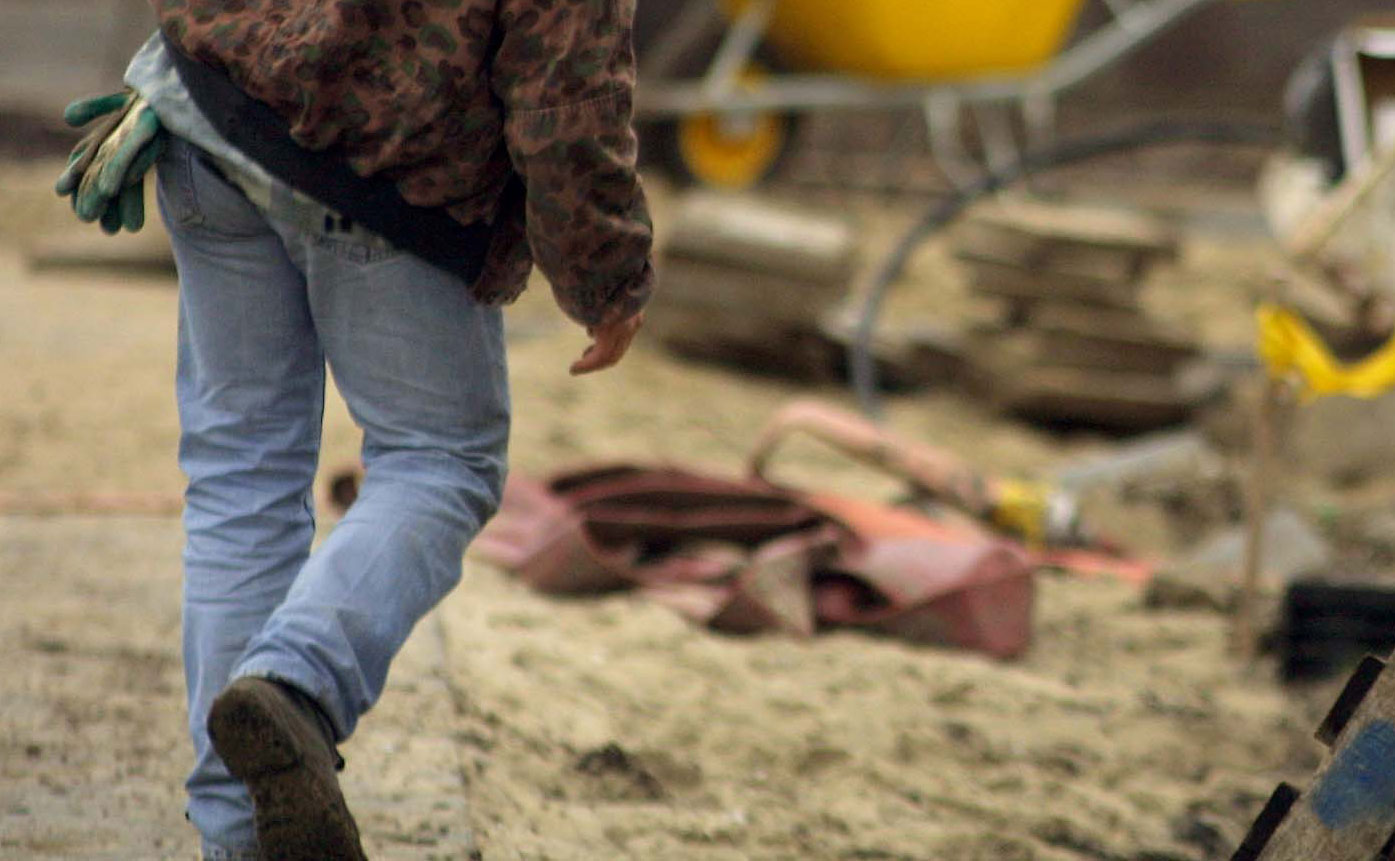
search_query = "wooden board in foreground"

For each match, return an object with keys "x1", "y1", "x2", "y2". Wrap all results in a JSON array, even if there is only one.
[{"x1": 1233, "y1": 654, "x2": 1395, "y2": 860}]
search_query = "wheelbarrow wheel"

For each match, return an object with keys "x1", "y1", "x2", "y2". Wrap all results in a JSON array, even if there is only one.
[{"x1": 645, "y1": 108, "x2": 800, "y2": 190}]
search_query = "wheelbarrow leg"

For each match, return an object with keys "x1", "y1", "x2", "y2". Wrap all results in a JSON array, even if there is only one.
[
  {"x1": 923, "y1": 92, "x2": 981, "y2": 191},
  {"x1": 1021, "y1": 86, "x2": 1057, "y2": 158},
  {"x1": 971, "y1": 101, "x2": 1023, "y2": 179}
]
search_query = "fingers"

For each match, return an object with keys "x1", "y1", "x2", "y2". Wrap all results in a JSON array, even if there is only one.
[
  {"x1": 95, "y1": 110, "x2": 161, "y2": 198},
  {"x1": 60, "y1": 103, "x2": 163, "y2": 231},
  {"x1": 569, "y1": 337, "x2": 629, "y2": 375},
  {"x1": 74, "y1": 153, "x2": 111, "y2": 221},
  {"x1": 62, "y1": 91, "x2": 130, "y2": 128},
  {"x1": 568, "y1": 345, "x2": 604, "y2": 376},
  {"x1": 56, "y1": 92, "x2": 162, "y2": 236},
  {"x1": 569, "y1": 311, "x2": 644, "y2": 376},
  {"x1": 55, "y1": 125, "x2": 109, "y2": 197},
  {"x1": 54, "y1": 146, "x2": 88, "y2": 196},
  {"x1": 123, "y1": 129, "x2": 166, "y2": 185},
  {"x1": 99, "y1": 200, "x2": 124, "y2": 235},
  {"x1": 117, "y1": 182, "x2": 145, "y2": 233}
]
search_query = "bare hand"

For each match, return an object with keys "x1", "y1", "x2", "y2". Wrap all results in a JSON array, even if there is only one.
[{"x1": 570, "y1": 310, "x2": 645, "y2": 375}]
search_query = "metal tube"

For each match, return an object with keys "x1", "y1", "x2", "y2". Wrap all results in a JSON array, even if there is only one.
[
  {"x1": 1037, "y1": 0, "x2": 1218, "y2": 95},
  {"x1": 923, "y1": 92, "x2": 978, "y2": 190},
  {"x1": 700, "y1": 0, "x2": 775, "y2": 103},
  {"x1": 638, "y1": 0, "x2": 726, "y2": 80}
]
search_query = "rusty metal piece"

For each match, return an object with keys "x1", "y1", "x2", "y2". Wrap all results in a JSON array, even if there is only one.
[{"x1": 747, "y1": 400, "x2": 1086, "y2": 547}]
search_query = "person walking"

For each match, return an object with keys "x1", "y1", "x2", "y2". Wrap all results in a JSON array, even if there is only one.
[{"x1": 56, "y1": 2, "x2": 653, "y2": 858}]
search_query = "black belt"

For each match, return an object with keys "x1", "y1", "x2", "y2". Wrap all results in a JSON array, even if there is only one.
[{"x1": 164, "y1": 33, "x2": 501, "y2": 285}]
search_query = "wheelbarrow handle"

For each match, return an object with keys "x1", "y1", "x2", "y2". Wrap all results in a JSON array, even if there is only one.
[
  {"x1": 747, "y1": 401, "x2": 1090, "y2": 548},
  {"x1": 746, "y1": 400, "x2": 996, "y2": 519}
]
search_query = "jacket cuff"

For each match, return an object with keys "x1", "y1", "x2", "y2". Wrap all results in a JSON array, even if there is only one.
[{"x1": 556, "y1": 256, "x2": 654, "y2": 329}]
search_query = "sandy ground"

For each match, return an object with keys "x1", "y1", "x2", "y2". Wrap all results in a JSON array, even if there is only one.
[{"x1": 0, "y1": 158, "x2": 1343, "y2": 860}]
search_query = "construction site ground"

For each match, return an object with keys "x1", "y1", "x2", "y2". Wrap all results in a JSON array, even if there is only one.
[{"x1": 0, "y1": 155, "x2": 1374, "y2": 860}]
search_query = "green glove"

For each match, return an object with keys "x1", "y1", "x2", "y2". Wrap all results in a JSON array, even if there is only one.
[{"x1": 55, "y1": 89, "x2": 166, "y2": 234}]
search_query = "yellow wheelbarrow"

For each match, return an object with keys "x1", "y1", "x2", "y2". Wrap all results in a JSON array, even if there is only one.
[{"x1": 636, "y1": 0, "x2": 1224, "y2": 189}]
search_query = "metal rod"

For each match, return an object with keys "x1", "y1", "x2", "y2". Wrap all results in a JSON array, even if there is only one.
[
  {"x1": 971, "y1": 101, "x2": 1022, "y2": 177},
  {"x1": 1233, "y1": 376, "x2": 1282, "y2": 659},
  {"x1": 923, "y1": 92, "x2": 978, "y2": 191},
  {"x1": 1100, "y1": 0, "x2": 1143, "y2": 30},
  {"x1": 1021, "y1": 87, "x2": 1057, "y2": 154},
  {"x1": 1036, "y1": 0, "x2": 1216, "y2": 95},
  {"x1": 638, "y1": 0, "x2": 726, "y2": 80},
  {"x1": 700, "y1": 0, "x2": 775, "y2": 103}
]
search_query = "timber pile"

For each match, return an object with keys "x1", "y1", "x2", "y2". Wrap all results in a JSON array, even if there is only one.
[
  {"x1": 649, "y1": 192, "x2": 965, "y2": 386},
  {"x1": 956, "y1": 199, "x2": 1217, "y2": 431},
  {"x1": 648, "y1": 191, "x2": 855, "y2": 379}
]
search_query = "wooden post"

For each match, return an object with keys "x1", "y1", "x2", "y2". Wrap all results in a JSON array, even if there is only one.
[{"x1": 1233, "y1": 374, "x2": 1282, "y2": 659}]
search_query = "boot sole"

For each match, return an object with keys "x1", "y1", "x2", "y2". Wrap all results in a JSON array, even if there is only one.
[{"x1": 208, "y1": 685, "x2": 366, "y2": 861}]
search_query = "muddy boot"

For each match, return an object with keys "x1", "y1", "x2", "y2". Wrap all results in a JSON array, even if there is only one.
[{"x1": 207, "y1": 677, "x2": 367, "y2": 860}]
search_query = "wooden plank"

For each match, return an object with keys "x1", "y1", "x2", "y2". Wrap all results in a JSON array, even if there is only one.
[
  {"x1": 982, "y1": 363, "x2": 1206, "y2": 430},
  {"x1": 962, "y1": 256, "x2": 1142, "y2": 310},
  {"x1": 986, "y1": 328, "x2": 1197, "y2": 376},
  {"x1": 646, "y1": 301, "x2": 839, "y2": 380},
  {"x1": 1025, "y1": 305, "x2": 1201, "y2": 374},
  {"x1": 645, "y1": 301, "x2": 816, "y2": 349},
  {"x1": 650, "y1": 256, "x2": 849, "y2": 333},
  {"x1": 1239, "y1": 655, "x2": 1395, "y2": 861},
  {"x1": 817, "y1": 315, "x2": 969, "y2": 388},
  {"x1": 954, "y1": 221, "x2": 1151, "y2": 285},
  {"x1": 663, "y1": 191, "x2": 859, "y2": 284},
  {"x1": 1028, "y1": 304, "x2": 1190, "y2": 344},
  {"x1": 961, "y1": 198, "x2": 1180, "y2": 257}
]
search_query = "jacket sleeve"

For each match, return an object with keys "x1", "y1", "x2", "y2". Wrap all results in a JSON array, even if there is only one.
[{"x1": 491, "y1": 0, "x2": 655, "y2": 328}]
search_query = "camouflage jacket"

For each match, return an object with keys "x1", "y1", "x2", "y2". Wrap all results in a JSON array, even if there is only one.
[{"x1": 152, "y1": 0, "x2": 653, "y2": 327}]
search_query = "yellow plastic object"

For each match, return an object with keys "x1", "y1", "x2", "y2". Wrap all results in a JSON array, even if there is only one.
[
  {"x1": 720, "y1": 0, "x2": 1088, "y2": 80},
  {"x1": 990, "y1": 480, "x2": 1054, "y2": 546},
  {"x1": 1257, "y1": 304, "x2": 1395, "y2": 399}
]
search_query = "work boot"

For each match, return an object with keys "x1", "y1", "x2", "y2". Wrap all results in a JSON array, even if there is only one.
[{"x1": 207, "y1": 677, "x2": 367, "y2": 861}]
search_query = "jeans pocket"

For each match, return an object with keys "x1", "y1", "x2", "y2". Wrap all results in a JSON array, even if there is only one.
[
  {"x1": 155, "y1": 139, "x2": 203, "y2": 227},
  {"x1": 157, "y1": 138, "x2": 267, "y2": 239}
]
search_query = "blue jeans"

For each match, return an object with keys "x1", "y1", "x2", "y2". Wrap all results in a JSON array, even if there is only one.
[{"x1": 156, "y1": 136, "x2": 510, "y2": 858}]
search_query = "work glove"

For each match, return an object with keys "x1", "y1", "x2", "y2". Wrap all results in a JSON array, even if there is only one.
[{"x1": 54, "y1": 89, "x2": 166, "y2": 234}]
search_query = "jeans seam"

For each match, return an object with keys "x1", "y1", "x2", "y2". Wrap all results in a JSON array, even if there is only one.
[
  {"x1": 310, "y1": 233, "x2": 401, "y2": 264},
  {"x1": 171, "y1": 141, "x2": 204, "y2": 227},
  {"x1": 201, "y1": 841, "x2": 260, "y2": 861}
]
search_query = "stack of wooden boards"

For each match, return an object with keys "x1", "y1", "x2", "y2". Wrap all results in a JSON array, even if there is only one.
[
  {"x1": 647, "y1": 192, "x2": 858, "y2": 379},
  {"x1": 956, "y1": 200, "x2": 1217, "y2": 431},
  {"x1": 649, "y1": 192, "x2": 1219, "y2": 432},
  {"x1": 648, "y1": 192, "x2": 965, "y2": 387}
]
